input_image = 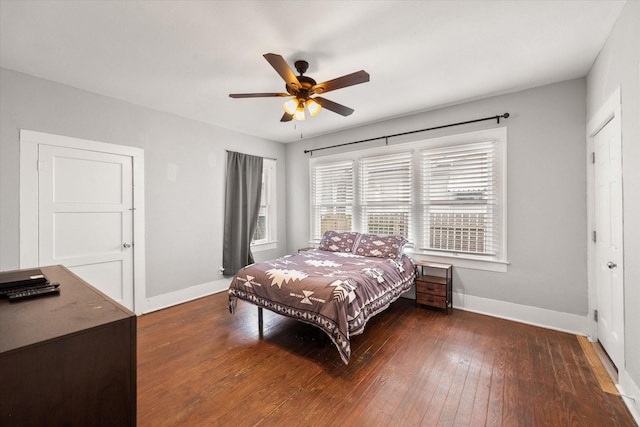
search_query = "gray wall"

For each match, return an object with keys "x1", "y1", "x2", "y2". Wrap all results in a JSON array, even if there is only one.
[
  {"x1": 587, "y1": 0, "x2": 640, "y2": 401},
  {"x1": 286, "y1": 78, "x2": 588, "y2": 316},
  {"x1": 0, "y1": 68, "x2": 287, "y2": 298}
]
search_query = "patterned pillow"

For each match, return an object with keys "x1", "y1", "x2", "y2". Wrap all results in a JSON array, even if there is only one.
[
  {"x1": 353, "y1": 234, "x2": 408, "y2": 259},
  {"x1": 318, "y1": 231, "x2": 360, "y2": 253}
]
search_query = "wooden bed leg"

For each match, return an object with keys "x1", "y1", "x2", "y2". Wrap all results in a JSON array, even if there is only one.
[{"x1": 258, "y1": 307, "x2": 263, "y2": 338}]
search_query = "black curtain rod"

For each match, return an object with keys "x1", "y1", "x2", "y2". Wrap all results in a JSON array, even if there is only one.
[{"x1": 304, "y1": 113, "x2": 510, "y2": 156}]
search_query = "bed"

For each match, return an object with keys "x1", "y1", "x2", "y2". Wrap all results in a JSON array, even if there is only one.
[{"x1": 228, "y1": 231, "x2": 416, "y2": 364}]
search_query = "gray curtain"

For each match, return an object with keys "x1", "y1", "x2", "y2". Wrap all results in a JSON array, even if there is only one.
[{"x1": 223, "y1": 151, "x2": 263, "y2": 276}]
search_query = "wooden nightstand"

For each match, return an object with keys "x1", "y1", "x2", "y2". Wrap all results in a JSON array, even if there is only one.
[{"x1": 415, "y1": 261, "x2": 452, "y2": 313}]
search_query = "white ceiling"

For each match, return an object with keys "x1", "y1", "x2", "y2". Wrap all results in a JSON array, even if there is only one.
[{"x1": 0, "y1": 0, "x2": 626, "y2": 143}]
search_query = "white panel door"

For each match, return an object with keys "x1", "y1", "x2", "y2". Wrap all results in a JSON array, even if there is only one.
[
  {"x1": 594, "y1": 114, "x2": 624, "y2": 369},
  {"x1": 38, "y1": 145, "x2": 134, "y2": 309}
]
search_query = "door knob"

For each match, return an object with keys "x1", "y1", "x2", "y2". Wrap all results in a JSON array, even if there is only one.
[
  {"x1": 123, "y1": 242, "x2": 132, "y2": 248},
  {"x1": 606, "y1": 261, "x2": 617, "y2": 269}
]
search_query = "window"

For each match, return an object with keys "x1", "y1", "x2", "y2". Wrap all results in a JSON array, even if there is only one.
[
  {"x1": 310, "y1": 128, "x2": 507, "y2": 270},
  {"x1": 420, "y1": 141, "x2": 499, "y2": 256},
  {"x1": 311, "y1": 160, "x2": 354, "y2": 239},
  {"x1": 360, "y1": 152, "x2": 412, "y2": 237},
  {"x1": 252, "y1": 158, "x2": 276, "y2": 248}
]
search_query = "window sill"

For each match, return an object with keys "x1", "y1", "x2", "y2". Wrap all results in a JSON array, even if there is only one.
[
  {"x1": 405, "y1": 249, "x2": 509, "y2": 273},
  {"x1": 251, "y1": 240, "x2": 278, "y2": 252}
]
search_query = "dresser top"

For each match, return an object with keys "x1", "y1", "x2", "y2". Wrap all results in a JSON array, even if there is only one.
[{"x1": 0, "y1": 265, "x2": 134, "y2": 354}]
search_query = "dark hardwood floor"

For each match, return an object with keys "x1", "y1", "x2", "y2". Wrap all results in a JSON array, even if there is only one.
[{"x1": 137, "y1": 292, "x2": 636, "y2": 426}]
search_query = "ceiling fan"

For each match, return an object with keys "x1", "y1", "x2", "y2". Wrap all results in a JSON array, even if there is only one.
[{"x1": 229, "y1": 53, "x2": 370, "y2": 122}]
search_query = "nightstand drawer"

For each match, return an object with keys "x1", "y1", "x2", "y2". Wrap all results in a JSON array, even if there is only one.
[
  {"x1": 416, "y1": 293, "x2": 447, "y2": 309},
  {"x1": 416, "y1": 280, "x2": 447, "y2": 296}
]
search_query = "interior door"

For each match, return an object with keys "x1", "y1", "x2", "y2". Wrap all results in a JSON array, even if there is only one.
[
  {"x1": 38, "y1": 144, "x2": 134, "y2": 310},
  {"x1": 593, "y1": 113, "x2": 624, "y2": 369}
]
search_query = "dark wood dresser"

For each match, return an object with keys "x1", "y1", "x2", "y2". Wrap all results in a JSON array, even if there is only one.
[{"x1": 0, "y1": 265, "x2": 136, "y2": 426}]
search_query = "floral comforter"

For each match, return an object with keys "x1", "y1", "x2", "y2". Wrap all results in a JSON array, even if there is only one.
[{"x1": 228, "y1": 249, "x2": 415, "y2": 364}]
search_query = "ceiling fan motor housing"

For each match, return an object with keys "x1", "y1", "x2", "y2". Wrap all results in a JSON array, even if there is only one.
[{"x1": 287, "y1": 60, "x2": 317, "y2": 98}]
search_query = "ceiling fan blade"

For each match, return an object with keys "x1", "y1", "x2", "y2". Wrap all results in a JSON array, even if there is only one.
[
  {"x1": 311, "y1": 70, "x2": 370, "y2": 95},
  {"x1": 314, "y1": 97, "x2": 355, "y2": 116},
  {"x1": 229, "y1": 92, "x2": 289, "y2": 98},
  {"x1": 280, "y1": 112, "x2": 293, "y2": 122},
  {"x1": 263, "y1": 53, "x2": 301, "y2": 92}
]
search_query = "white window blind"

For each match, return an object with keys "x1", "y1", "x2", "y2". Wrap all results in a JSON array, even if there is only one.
[
  {"x1": 420, "y1": 141, "x2": 499, "y2": 256},
  {"x1": 311, "y1": 160, "x2": 354, "y2": 240},
  {"x1": 360, "y1": 152, "x2": 412, "y2": 238}
]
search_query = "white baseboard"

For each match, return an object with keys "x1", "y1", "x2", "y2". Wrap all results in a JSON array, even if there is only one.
[
  {"x1": 145, "y1": 286, "x2": 589, "y2": 335},
  {"x1": 452, "y1": 292, "x2": 589, "y2": 336},
  {"x1": 619, "y1": 369, "x2": 640, "y2": 425},
  {"x1": 140, "y1": 278, "x2": 230, "y2": 314},
  {"x1": 143, "y1": 286, "x2": 589, "y2": 335}
]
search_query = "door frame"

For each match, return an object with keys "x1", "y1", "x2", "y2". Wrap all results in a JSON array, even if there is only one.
[
  {"x1": 19, "y1": 130, "x2": 146, "y2": 315},
  {"x1": 586, "y1": 87, "x2": 624, "y2": 363}
]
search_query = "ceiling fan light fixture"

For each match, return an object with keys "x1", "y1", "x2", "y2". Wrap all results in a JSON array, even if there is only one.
[
  {"x1": 306, "y1": 98, "x2": 322, "y2": 117},
  {"x1": 294, "y1": 101, "x2": 305, "y2": 121},
  {"x1": 283, "y1": 98, "x2": 298, "y2": 115}
]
